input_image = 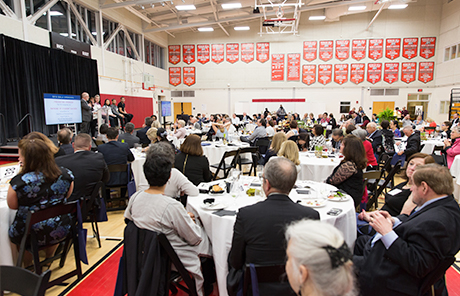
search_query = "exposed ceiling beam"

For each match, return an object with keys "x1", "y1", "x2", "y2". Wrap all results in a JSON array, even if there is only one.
[
  {"x1": 27, "y1": 0, "x2": 59, "y2": 24},
  {"x1": 209, "y1": 0, "x2": 229, "y2": 36},
  {"x1": 366, "y1": 3, "x2": 384, "y2": 30},
  {"x1": 103, "y1": 23, "x2": 122, "y2": 49},
  {"x1": 122, "y1": 27, "x2": 141, "y2": 59},
  {"x1": 64, "y1": 0, "x2": 98, "y2": 45},
  {"x1": 0, "y1": 0, "x2": 17, "y2": 19},
  {"x1": 101, "y1": 0, "x2": 164, "y2": 10},
  {"x1": 144, "y1": 0, "x2": 370, "y2": 33}
]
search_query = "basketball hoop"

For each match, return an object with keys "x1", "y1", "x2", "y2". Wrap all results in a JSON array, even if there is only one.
[{"x1": 143, "y1": 73, "x2": 155, "y2": 91}]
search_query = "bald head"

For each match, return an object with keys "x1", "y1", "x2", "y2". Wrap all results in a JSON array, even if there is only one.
[
  {"x1": 74, "y1": 133, "x2": 92, "y2": 151},
  {"x1": 264, "y1": 157, "x2": 297, "y2": 194},
  {"x1": 81, "y1": 92, "x2": 89, "y2": 101}
]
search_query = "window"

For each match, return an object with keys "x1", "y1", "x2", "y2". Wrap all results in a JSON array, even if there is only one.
[
  {"x1": 144, "y1": 39, "x2": 166, "y2": 69},
  {"x1": 440, "y1": 101, "x2": 449, "y2": 114},
  {"x1": 444, "y1": 44, "x2": 460, "y2": 62},
  {"x1": 340, "y1": 102, "x2": 350, "y2": 114}
]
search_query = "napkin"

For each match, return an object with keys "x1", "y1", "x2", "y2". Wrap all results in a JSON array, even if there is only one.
[{"x1": 212, "y1": 210, "x2": 237, "y2": 217}]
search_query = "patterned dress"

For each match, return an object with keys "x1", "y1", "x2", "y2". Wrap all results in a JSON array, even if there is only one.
[{"x1": 9, "y1": 167, "x2": 74, "y2": 246}]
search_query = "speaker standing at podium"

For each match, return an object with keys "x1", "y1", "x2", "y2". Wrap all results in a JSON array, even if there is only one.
[{"x1": 81, "y1": 92, "x2": 92, "y2": 134}]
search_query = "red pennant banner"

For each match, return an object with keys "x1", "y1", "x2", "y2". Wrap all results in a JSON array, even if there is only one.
[
  {"x1": 350, "y1": 63, "x2": 365, "y2": 84},
  {"x1": 334, "y1": 64, "x2": 348, "y2": 85},
  {"x1": 403, "y1": 38, "x2": 418, "y2": 59},
  {"x1": 182, "y1": 44, "x2": 195, "y2": 64},
  {"x1": 168, "y1": 45, "x2": 180, "y2": 64},
  {"x1": 226, "y1": 43, "x2": 239, "y2": 64},
  {"x1": 211, "y1": 44, "x2": 224, "y2": 64},
  {"x1": 319, "y1": 40, "x2": 333, "y2": 62},
  {"x1": 401, "y1": 62, "x2": 416, "y2": 84},
  {"x1": 418, "y1": 62, "x2": 434, "y2": 83},
  {"x1": 335, "y1": 40, "x2": 350, "y2": 61},
  {"x1": 287, "y1": 53, "x2": 301, "y2": 81},
  {"x1": 169, "y1": 67, "x2": 181, "y2": 86},
  {"x1": 197, "y1": 44, "x2": 210, "y2": 64},
  {"x1": 368, "y1": 39, "x2": 383, "y2": 60},
  {"x1": 256, "y1": 42, "x2": 270, "y2": 63},
  {"x1": 303, "y1": 41, "x2": 317, "y2": 62},
  {"x1": 183, "y1": 67, "x2": 195, "y2": 86},
  {"x1": 302, "y1": 65, "x2": 316, "y2": 85},
  {"x1": 385, "y1": 38, "x2": 401, "y2": 60},
  {"x1": 318, "y1": 64, "x2": 332, "y2": 85},
  {"x1": 352, "y1": 39, "x2": 366, "y2": 60},
  {"x1": 241, "y1": 43, "x2": 254, "y2": 63},
  {"x1": 383, "y1": 63, "x2": 399, "y2": 84},
  {"x1": 367, "y1": 63, "x2": 382, "y2": 84},
  {"x1": 271, "y1": 54, "x2": 284, "y2": 81},
  {"x1": 420, "y1": 37, "x2": 436, "y2": 59}
]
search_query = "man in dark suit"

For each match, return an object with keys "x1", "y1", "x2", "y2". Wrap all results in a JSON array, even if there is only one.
[
  {"x1": 98, "y1": 127, "x2": 134, "y2": 198},
  {"x1": 354, "y1": 164, "x2": 460, "y2": 296},
  {"x1": 118, "y1": 122, "x2": 140, "y2": 148},
  {"x1": 56, "y1": 133, "x2": 110, "y2": 201},
  {"x1": 396, "y1": 125, "x2": 421, "y2": 160},
  {"x1": 80, "y1": 92, "x2": 92, "y2": 134},
  {"x1": 366, "y1": 122, "x2": 383, "y2": 156},
  {"x1": 452, "y1": 112, "x2": 459, "y2": 126},
  {"x1": 227, "y1": 157, "x2": 320, "y2": 296},
  {"x1": 136, "y1": 117, "x2": 153, "y2": 145}
]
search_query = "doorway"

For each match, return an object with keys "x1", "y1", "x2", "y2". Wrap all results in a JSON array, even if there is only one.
[
  {"x1": 173, "y1": 102, "x2": 192, "y2": 120},
  {"x1": 407, "y1": 94, "x2": 430, "y2": 120},
  {"x1": 372, "y1": 101, "x2": 395, "y2": 115}
]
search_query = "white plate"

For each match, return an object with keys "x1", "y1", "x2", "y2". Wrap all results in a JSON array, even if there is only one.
[
  {"x1": 209, "y1": 191, "x2": 226, "y2": 196},
  {"x1": 327, "y1": 194, "x2": 350, "y2": 202},
  {"x1": 201, "y1": 202, "x2": 227, "y2": 211},
  {"x1": 298, "y1": 199, "x2": 327, "y2": 208}
]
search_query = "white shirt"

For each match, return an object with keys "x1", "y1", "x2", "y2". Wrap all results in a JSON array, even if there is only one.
[
  {"x1": 266, "y1": 126, "x2": 275, "y2": 137},
  {"x1": 232, "y1": 117, "x2": 240, "y2": 124}
]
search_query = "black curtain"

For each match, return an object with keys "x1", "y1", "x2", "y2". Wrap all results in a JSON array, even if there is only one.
[{"x1": 0, "y1": 34, "x2": 99, "y2": 139}]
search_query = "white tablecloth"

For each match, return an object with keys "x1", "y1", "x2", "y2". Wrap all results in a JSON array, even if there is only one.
[
  {"x1": 298, "y1": 152, "x2": 341, "y2": 182},
  {"x1": 421, "y1": 139, "x2": 444, "y2": 154},
  {"x1": 450, "y1": 155, "x2": 460, "y2": 202},
  {"x1": 187, "y1": 177, "x2": 356, "y2": 296}
]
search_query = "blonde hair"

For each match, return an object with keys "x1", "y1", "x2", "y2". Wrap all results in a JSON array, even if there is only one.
[
  {"x1": 425, "y1": 117, "x2": 433, "y2": 123},
  {"x1": 278, "y1": 140, "x2": 300, "y2": 165},
  {"x1": 146, "y1": 127, "x2": 158, "y2": 143},
  {"x1": 178, "y1": 120, "x2": 186, "y2": 127},
  {"x1": 271, "y1": 132, "x2": 287, "y2": 153}
]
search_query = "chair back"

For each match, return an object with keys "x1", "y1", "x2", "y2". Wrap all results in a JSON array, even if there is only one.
[
  {"x1": 418, "y1": 256, "x2": 455, "y2": 296},
  {"x1": 366, "y1": 161, "x2": 401, "y2": 211},
  {"x1": 80, "y1": 181, "x2": 104, "y2": 221},
  {"x1": 287, "y1": 135, "x2": 299, "y2": 142},
  {"x1": 0, "y1": 265, "x2": 51, "y2": 296},
  {"x1": 108, "y1": 164, "x2": 128, "y2": 173},
  {"x1": 212, "y1": 149, "x2": 240, "y2": 180},
  {"x1": 255, "y1": 137, "x2": 271, "y2": 155},
  {"x1": 107, "y1": 164, "x2": 129, "y2": 186},
  {"x1": 242, "y1": 264, "x2": 286, "y2": 296}
]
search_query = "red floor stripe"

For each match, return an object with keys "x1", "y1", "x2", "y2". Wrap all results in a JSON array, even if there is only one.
[{"x1": 447, "y1": 266, "x2": 460, "y2": 296}]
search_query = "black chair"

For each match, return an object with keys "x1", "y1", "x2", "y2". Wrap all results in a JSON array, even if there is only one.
[
  {"x1": 237, "y1": 147, "x2": 260, "y2": 176},
  {"x1": 255, "y1": 137, "x2": 271, "y2": 156},
  {"x1": 16, "y1": 202, "x2": 83, "y2": 288},
  {"x1": 0, "y1": 265, "x2": 51, "y2": 296},
  {"x1": 366, "y1": 161, "x2": 401, "y2": 211},
  {"x1": 211, "y1": 150, "x2": 240, "y2": 180},
  {"x1": 287, "y1": 135, "x2": 299, "y2": 142},
  {"x1": 367, "y1": 153, "x2": 392, "y2": 190},
  {"x1": 418, "y1": 256, "x2": 455, "y2": 296},
  {"x1": 80, "y1": 181, "x2": 104, "y2": 248},
  {"x1": 362, "y1": 170, "x2": 382, "y2": 201},
  {"x1": 104, "y1": 164, "x2": 130, "y2": 211},
  {"x1": 242, "y1": 264, "x2": 287, "y2": 296}
]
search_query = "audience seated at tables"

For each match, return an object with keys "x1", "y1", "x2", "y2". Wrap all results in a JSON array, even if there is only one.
[
  {"x1": 136, "y1": 117, "x2": 153, "y2": 145},
  {"x1": 380, "y1": 120, "x2": 395, "y2": 155},
  {"x1": 96, "y1": 124, "x2": 109, "y2": 144},
  {"x1": 276, "y1": 140, "x2": 301, "y2": 174},
  {"x1": 117, "y1": 122, "x2": 140, "y2": 148},
  {"x1": 231, "y1": 113, "x2": 240, "y2": 125},
  {"x1": 401, "y1": 114, "x2": 412, "y2": 128},
  {"x1": 285, "y1": 220, "x2": 356, "y2": 296},
  {"x1": 8, "y1": 134, "x2": 74, "y2": 267},
  {"x1": 338, "y1": 114, "x2": 346, "y2": 125},
  {"x1": 124, "y1": 142, "x2": 211, "y2": 296},
  {"x1": 173, "y1": 119, "x2": 187, "y2": 139},
  {"x1": 56, "y1": 133, "x2": 110, "y2": 202},
  {"x1": 354, "y1": 164, "x2": 460, "y2": 296},
  {"x1": 24, "y1": 131, "x2": 65, "y2": 158},
  {"x1": 309, "y1": 125, "x2": 326, "y2": 150},
  {"x1": 212, "y1": 121, "x2": 228, "y2": 139},
  {"x1": 366, "y1": 122, "x2": 383, "y2": 157},
  {"x1": 396, "y1": 125, "x2": 421, "y2": 160},
  {"x1": 326, "y1": 135, "x2": 367, "y2": 208},
  {"x1": 329, "y1": 113, "x2": 337, "y2": 129},
  {"x1": 371, "y1": 113, "x2": 379, "y2": 124},
  {"x1": 426, "y1": 117, "x2": 437, "y2": 127},
  {"x1": 331, "y1": 128, "x2": 343, "y2": 152},
  {"x1": 150, "y1": 114, "x2": 162, "y2": 129},
  {"x1": 361, "y1": 115, "x2": 370, "y2": 128},
  {"x1": 443, "y1": 125, "x2": 460, "y2": 169},
  {"x1": 286, "y1": 120, "x2": 299, "y2": 139},
  {"x1": 57, "y1": 128, "x2": 73, "y2": 155},
  {"x1": 155, "y1": 127, "x2": 176, "y2": 151},
  {"x1": 228, "y1": 157, "x2": 319, "y2": 296},
  {"x1": 266, "y1": 119, "x2": 275, "y2": 137},
  {"x1": 175, "y1": 134, "x2": 212, "y2": 186},
  {"x1": 390, "y1": 120, "x2": 401, "y2": 138},
  {"x1": 352, "y1": 129, "x2": 377, "y2": 170},
  {"x1": 98, "y1": 127, "x2": 134, "y2": 201},
  {"x1": 441, "y1": 121, "x2": 452, "y2": 139},
  {"x1": 298, "y1": 132, "x2": 310, "y2": 152},
  {"x1": 413, "y1": 115, "x2": 424, "y2": 126},
  {"x1": 352, "y1": 112, "x2": 362, "y2": 125},
  {"x1": 264, "y1": 132, "x2": 287, "y2": 164},
  {"x1": 240, "y1": 118, "x2": 267, "y2": 144}
]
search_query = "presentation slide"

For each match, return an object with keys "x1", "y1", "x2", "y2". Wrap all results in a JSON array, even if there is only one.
[
  {"x1": 44, "y1": 93, "x2": 82, "y2": 125},
  {"x1": 161, "y1": 101, "x2": 172, "y2": 117}
]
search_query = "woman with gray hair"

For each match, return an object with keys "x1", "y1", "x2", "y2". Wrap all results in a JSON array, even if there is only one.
[
  {"x1": 351, "y1": 129, "x2": 377, "y2": 170},
  {"x1": 285, "y1": 220, "x2": 356, "y2": 296}
]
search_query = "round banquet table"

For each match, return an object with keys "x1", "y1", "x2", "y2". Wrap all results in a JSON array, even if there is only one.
[
  {"x1": 420, "y1": 139, "x2": 444, "y2": 154},
  {"x1": 298, "y1": 151, "x2": 341, "y2": 182},
  {"x1": 450, "y1": 154, "x2": 460, "y2": 202},
  {"x1": 187, "y1": 177, "x2": 356, "y2": 296}
]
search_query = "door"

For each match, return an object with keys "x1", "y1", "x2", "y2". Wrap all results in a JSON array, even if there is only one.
[
  {"x1": 173, "y1": 102, "x2": 193, "y2": 121},
  {"x1": 372, "y1": 101, "x2": 395, "y2": 115}
]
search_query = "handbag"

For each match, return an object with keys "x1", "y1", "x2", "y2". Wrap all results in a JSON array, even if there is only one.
[
  {"x1": 76, "y1": 200, "x2": 89, "y2": 264},
  {"x1": 96, "y1": 197, "x2": 108, "y2": 222}
]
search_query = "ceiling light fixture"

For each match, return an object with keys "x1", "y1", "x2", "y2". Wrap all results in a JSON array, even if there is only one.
[
  {"x1": 198, "y1": 27, "x2": 214, "y2": 32},
  {"x1": 176, "y1": 4, "x2": 196, "y2": 10},
  {"x1": 151, "y1": 3, "x2": 154, "y2": 8},
  {"x1": 348, "y1": 6, "x2": 366, "y2": 11},
  {"x1": 141, "y1": 5, "x2": 145, "y2": 9},
  {"x1": 388, "y1": 4, "x2": 408, "y2": 9},
  {"x1": 309, "y1": 15, "x2": 326, "y2": 20},
  {"x1": 234, "y1": 26, "x2": 249, "y2": 30},
  {"x1": 45, "y1": 11, "x2": 63, "y2": 16},
  {"x1": 222, "y1": 3, "x2": 242, "y2": 9},
  {"x1": 161, "y1": 2, "x2": 165, "y2": 6}
]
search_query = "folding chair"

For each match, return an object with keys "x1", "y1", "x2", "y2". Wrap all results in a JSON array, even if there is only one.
[
  {"x1": 242, "y1": 264, "x2": 287, "y2": 296},
  {"x1": 16, "y1": 202, "x2": 83, "y2": 288},
  {"x1": 104, "y1": 164, "x2": 130, "y2": 211},
  {"x1": 366, "y1": 161, "x2": 401, "y2": 211},
  {"x1": 0, "y1": 265, "x2": 51, "y2": 296},
  {"x1": 255, "y1": 137, "x2": 271, "y2": 157},
  {"x1": 210, "y1": 149, "x2": 240, "y2": 180},
  {"x1": 80, "y1": 181, "x2": 104, "y2": 248},
  {"x1": 237, "y1": 147, "x2": 260, "y2": 176},
  {"x1": 418, "y1": 256, "x2": 455, "y2": 296}
]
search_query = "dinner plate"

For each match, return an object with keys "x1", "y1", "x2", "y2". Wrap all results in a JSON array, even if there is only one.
[
  {"x1": 327, "y1": 194, "x2": 350, "y2": 202},
  {"x1": 298, "y1": 199, "x2": 327, "y2": 208},
  {"x1": 201, "y1": 202, "x2": 227, "y2": 211}
]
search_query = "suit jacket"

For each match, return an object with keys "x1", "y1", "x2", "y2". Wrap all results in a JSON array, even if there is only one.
[
  {"x1": 228, "y1": 194, "x2": 320, "y2": 296},
  {"x1": 56, "y1": 150, "x2": 110, "y2": 201},
  {"x1": 98, "y1": 141, "x2": 134, "y2": 186},
  {"x1": 356, "y1": 196, "x2": 460, "y2": 296},
  {"x1": 81, "y1": 98, "x2": 92, "y2": 122},
  {"x1": 118, "y1": 133, "x2": 140, "y2": 148},
  {"x1": 404, "y1": 132, "x2": 421, "y2": 159},
  {"x1": 369, "y1": 130, "x2": 383, "y2": 154},
  {"x1": 136, "y1": 126, "x2": 150, "y2": 145}
]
